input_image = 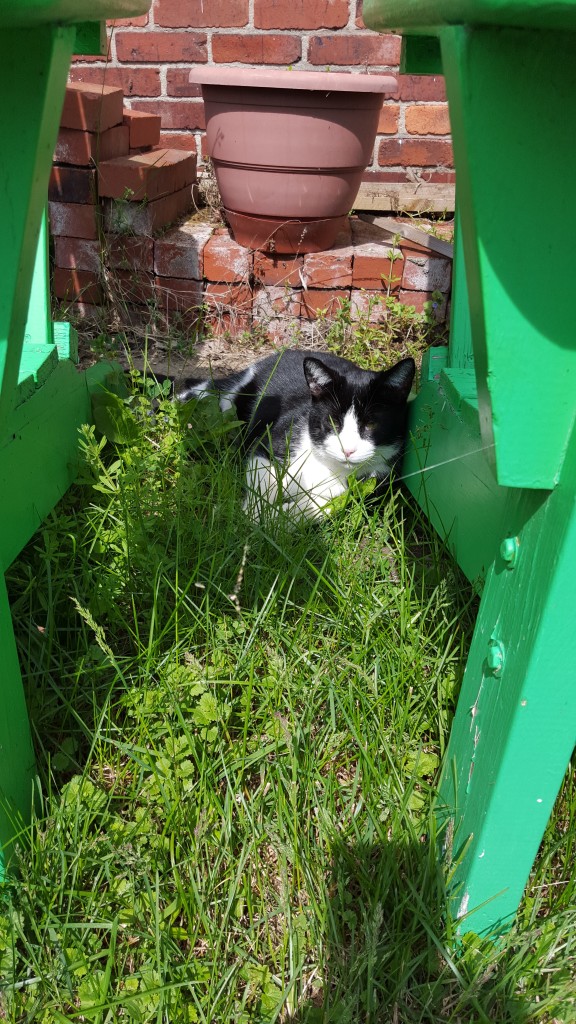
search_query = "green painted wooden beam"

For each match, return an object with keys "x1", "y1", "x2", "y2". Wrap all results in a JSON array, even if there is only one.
[
  {"x1": 437, "y1": 417, "x2": 576, "y2": 935},
  {"x1": 74, "y1": 20, "x2": 107, "y2": 56},
  {"x1": 404, "y1": 348, "x2": 508, "y2": 591},
  {"x1": 23, "y1": 209, "x2": 52, "y2": 352},
  {"x1": 439, "y1": 26, "x2": 576, "y2": 489},
  {"x1": 0, "y1": 573, "x2": 37, "y2": 875},
  {"x1": 362, "y1": 0, "x2": 576, "y2": 31},
  {"x1": 1, "y1": 361, "x2": 115, "y2": 571},
  {"x1": 0, "y1": 359, "x2": 116, "y2": 876},
  {"x1": 0, "y1": 1, "x2": 149, "y2": 27},
  {"x1": 400, "y1": 35, "x2": 443, "y2": 74},
  {"x1": 0, "y1": 26, "x2": 75, "y2": 430}
]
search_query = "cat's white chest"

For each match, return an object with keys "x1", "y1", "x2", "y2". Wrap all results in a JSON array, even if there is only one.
[{"x1": 244, "y1": 429, "x2": 353, "y2": 520}]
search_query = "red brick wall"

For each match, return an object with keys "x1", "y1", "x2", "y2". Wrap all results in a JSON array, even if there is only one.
[{"x1": 69, "y1": 0, "x2": 454, "y2": 189}]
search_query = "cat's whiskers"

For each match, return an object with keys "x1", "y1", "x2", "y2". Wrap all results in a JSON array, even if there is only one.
[{"x1": 397, "y1": 442, "x2": 496, "y2": 484}]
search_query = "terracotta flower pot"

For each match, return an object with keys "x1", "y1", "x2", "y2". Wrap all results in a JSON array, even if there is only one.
[{"x1": 189, "y1": 66, "x2": 397, "y2": 254}]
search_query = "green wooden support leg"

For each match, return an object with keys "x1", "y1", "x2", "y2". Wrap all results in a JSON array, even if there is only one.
[
  {"x1": 0, "y1": 359, "x2": 116, "y2": 874},
  {"x1": 0, "y1": 574, "x2": 36, "y2": 876},
  {"x1": 439, "y1": 421, "x2": 576, "y2": 935},
  {"x1": 0, "y1": 25, "x2": 75, "y2": 428},
  {"x1": 439, "y1": 25, "x2": 576, "y2": 489}
]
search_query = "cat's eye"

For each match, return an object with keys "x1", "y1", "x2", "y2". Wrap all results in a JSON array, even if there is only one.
[
  {"x1": 329, "y1": 416, "x2": 342, "y2": 433},
  {"x1": 365, "y1": 421, "x2": 378, "y2": 432}
]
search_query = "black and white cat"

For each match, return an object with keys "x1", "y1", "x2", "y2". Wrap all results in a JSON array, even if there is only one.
[{"x1": 178, "y1": 350, "x2": 415, "y2": 520}]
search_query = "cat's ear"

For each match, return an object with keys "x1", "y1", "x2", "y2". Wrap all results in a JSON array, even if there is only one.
[
  {"x1": 378, "y1": 357, "x2": 416, "y2": 402},
  {"x1": 303, "y1": 357, "x2": 337, "y2": 398}
]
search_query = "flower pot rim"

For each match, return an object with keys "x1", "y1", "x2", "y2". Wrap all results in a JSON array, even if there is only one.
[{"x1": 189, "y1": 66, "x2": 397, "y2": 94}]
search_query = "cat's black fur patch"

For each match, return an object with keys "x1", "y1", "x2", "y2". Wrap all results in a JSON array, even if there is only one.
[{"x1": 178, "y1": 349, "x2": 415, "y2": 461}]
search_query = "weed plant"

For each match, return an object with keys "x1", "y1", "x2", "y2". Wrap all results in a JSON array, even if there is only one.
[{"x1": 1, "y1": 371, "x2": 575, "y2": 1023}]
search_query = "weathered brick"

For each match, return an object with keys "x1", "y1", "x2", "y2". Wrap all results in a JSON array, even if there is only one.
[
  {"x1": 154, "y1": 0, "x2": 249, "y2": 26},
  {"x1": 123, "y1": 109, "x2": 161, "y2": 149},
  {"x1": 110, "y1": 13, "x2": 149, "y2": 25},
  {"x1": 49, "y1": 166, "x2": 96, "y2": 205},
  {"x1": 303, "y1": 244, "x2": 353, "y2": 288},
  {"x1": 115, "y1": 31, "x2": 208, "y2": 63},
  {"x1": 204, "y1": 307, "x2": 253, "y2": 339},
  {"x1": 49, "y1": 201, "x2": 101, "y2": 239},
  {"x1": 402, "y1": 255, "x2": 452, "y2": 292},
  {"x1": 253, "y1": 252, "x2": 304, "y2": 287},
  {"x1": 254, "y1": 0, "x2": 348, "y2": 29},
  {"x1": 56, "y1": 299, "x2": 106, "y2": 323},
  {"x1": 426, "y1": 219, "x2": 455, "y2": 240},
  {"x1": 205, "y1": 281, "x2": 252, "y2": 312},
  {"x1": 54, "y1": 237, "x2": 101, "y2": 273},
  {"x1": 399, "y1": 289, "x2": 448, "y2": 319},
  {"x1": 54, "y1": 125, "x2": 129, "y2": 166},
  {"x1": 52, "y1": 267, "x2": 102, "y2": 304},
  {"x1": 203, "y1": 231, "x2": 253, "y2": 283},
  {"x1": 300, "y1": 289, "x2": 349, "y2": 319},
  {"x1": 61, "y1": 83, "x2": 124, "y2": 132},
  {"x1": 106, "y1": 234, "x2": 154, "y2": 272},
  {"x1": 361, "y1": 169, "x2": 410, "y2": 183},
  {"x1": 378, "y1": 138, "x2": 454, "y2": 167},
  {"x1": 160, "y1": 131, "x2": 197, "y2": 152},
  {"x1": 166, "y1": 69, "x2": 202, "y2": 98},
  {"x1": 113, "y1": 268, "x2": 157, "y2": 306},
  {"x1": 204, "y1": 282, "x2": 253, "y2": 337},
  {"x1": 69, "y1": 65, "x2": 162, "y2": 97},
  {"x1": 308, "y1": 33, "x2": 401, "y2": 66},
  {"x1": 72, "y1": 51, "x2": 110, "y2": 66},
  {"x1": 212, "y1": 34, "x2": 301, "y2": 64},
  {"x1": 405, "y1": 103, "x2": 451, "y2": 136},
  {"x1": 252, "y1": 285, "x2": 301, "y2": 320},
  {"x1": 155, "y1": 221, "x2": 214, "y2": 279},
  {"x1": 155, "y1": 276, "x2": 203, "y2": 313},
  {"x1": 350, "y1": 289, "x2": 388, "y2": 322},
  {"x1": 131, "y1": 99, "x2": 205, "y2": 131},
  {"x1": 104, "y1": 184, "x2": 194, "y2": 235},
  {"x1": 378, "y1": 104, "x2": 400, "y2": 134},
  {"x1": 98, "y1": 149, "x2": 197, "y2": 202},
  {"x1": 351, "y1": 222, "x2": 404, "y2": 288},
  {"x1": 394, "y1": 74, "x2": 446, "y2": 102}
]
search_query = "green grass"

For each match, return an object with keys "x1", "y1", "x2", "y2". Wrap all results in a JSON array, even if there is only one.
[{"x1": 1, "y1": 371, "x2": 575, "y2": 1023}]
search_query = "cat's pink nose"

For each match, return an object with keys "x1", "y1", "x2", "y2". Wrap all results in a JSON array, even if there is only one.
[{"x1": 343, "y1": 448, "x2": 356, "y2": 458}]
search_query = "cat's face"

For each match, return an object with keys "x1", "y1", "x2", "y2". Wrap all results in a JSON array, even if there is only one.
[{"x1": 303, "y1": 356, "x2": 415, "y2": 470}]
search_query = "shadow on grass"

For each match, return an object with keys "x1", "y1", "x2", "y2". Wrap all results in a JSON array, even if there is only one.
[{"x1": 291, "y1": 834, "x2": 535, "y2": 1024}]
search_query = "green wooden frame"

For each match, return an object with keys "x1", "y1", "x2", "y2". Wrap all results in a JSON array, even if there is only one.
[
  {"x1": 364, "y1": 2, "x2": 576, "y2": 937},
  {"x1": 0, "y1": 7, "x2": 148, "y2": 875}
]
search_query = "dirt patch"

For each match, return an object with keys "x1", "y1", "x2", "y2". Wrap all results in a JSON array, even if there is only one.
[{"x1": 77, "y1": 326, "x2": 326, "y2": 387}]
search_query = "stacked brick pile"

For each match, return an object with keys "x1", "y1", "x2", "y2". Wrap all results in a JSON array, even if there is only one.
[
  {"x1": 50, "y1": 82, "x2": 198, "y2": 313},
  {"x1": 49, "y1": 82, "x2": 452, "y2": 339},
  {"x1": 174, "y1": 218, "x2": 453, "y2": 340}
]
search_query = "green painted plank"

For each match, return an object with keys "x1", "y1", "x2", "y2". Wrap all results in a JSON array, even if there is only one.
[
  {"x1": 363, "y1": 0, "x2": 576, "y2": 31},
  {"x1": 400, "y1": 35, "x2": 443, "y2": 74},
  {"x1": 53, "y1": 321, "x2": 79, "y2": 363},
  {"x1": 439, "y1": 417, "x2": 576, "y2": 935},
  {"x1": 0, "y1": 1, "x2": 149, "y2": 28},
  {"x1": 441, "y1": 369, "x2": 479, "y2": 432},
  {"x1": 0, "y1": 360, "x2": 117, "y2": 570},
  {"x1": 0, "y1": 573, "x2": 36, "y2": 879},
  {"x1": 447, "y1": 213, "x2": 474, "y2": 371},
  {"x1": 0, "y1": 25, "x2": 75, "y2": 429},
  {"x1": 18, "y1": 345, "x2": 58, "y2": 386},
  {"x1": 23, "y1": 209, "x2": 52, "y2": 351},
  {"x1": 14, "y1": 374, "x2": 36, "y2": 408},
  {"x1": 74, "y1": 21, "x2": 106, "y2": 56},
  {"x1": 404, "y1": 349, "x2": 509, "y2": 590},
  {"x1": 439, "y1": 26, "x2": 576, "y2": 489}
]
